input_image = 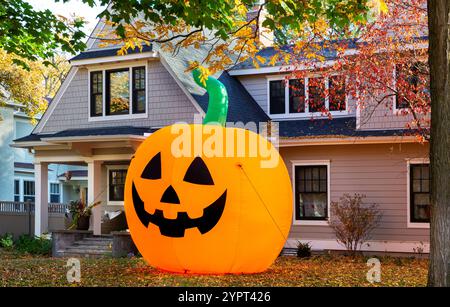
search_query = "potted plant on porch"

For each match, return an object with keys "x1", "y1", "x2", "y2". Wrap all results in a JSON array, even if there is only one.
[{"x1": 67, "y1": 199, "x2": 102, "y2": 231}]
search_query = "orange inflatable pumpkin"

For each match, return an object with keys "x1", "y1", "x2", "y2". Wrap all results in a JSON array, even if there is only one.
[{"x1": 124, "y1": 70, "x2": 292, "y2": 274}]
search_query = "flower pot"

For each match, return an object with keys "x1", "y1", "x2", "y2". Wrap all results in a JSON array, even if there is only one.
[{"x1": 76, "y1": 215, "x2": 91, "y2": 230}]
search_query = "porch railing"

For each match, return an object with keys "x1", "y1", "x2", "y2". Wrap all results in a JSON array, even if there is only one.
[{"x1": 0, "y1": 201, "x2": 69, "y2": 214}]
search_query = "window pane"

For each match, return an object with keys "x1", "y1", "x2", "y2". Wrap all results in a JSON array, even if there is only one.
[
  {"x1": 308, "y1": 78, "x2": 325, "y2": 112},
  {"x1": 133, "y1": 67, "x2": 146, "y2": 114},
  {"x1": 295, "y1": 165, "x2": 328, "y2": 220},
  {"x1": 94, "y1": 95, "x2": 102, "y2": 115},
  {"x1": 133, "y1": 90, "x2": 146, "y2": 114},
  {"x1": 50, "y1": 194, "x2": 60, "y2": 203},
  {"x1": 298, "y1": 193, "x2": 327, "y2": 218},
  {"x1": 412, "y1": 179, "x2": 422, "y2": 192},
  {"x1": 107, "y1": 70, "x2": 130, "y2": 115},
  {"x1": 269, "y1": 80, "x2": 285, "y2": 114},
  {"x1": 14, "y1": 180, "x2": 20, "y2": 195},
  {"x1": 410, "y1": 164, "x2": 430, "y2": 223},
  {"x1": 412, "y1": 165, "x2": 422, "y2": 179},
  {"x1": 319, "y1": 180, "x2": 327, "y2": 192},
  {"x1": 14, "y1": 196, "x2": 20, "y2": 202},
  {"x1": 24, "y1": 181, "x2": 35, "y2": 196},
  {"x1": 109, "y1": 169, "x2": 127, "y2": 201},
  {"x1": 91, "y1": 72, "x2": 103, "y2": 117},
  {"x1": 289, "y1": 79, "x2": 305, "y2": 113},
  {"x1": 50, "y1": 183, "x2": 59, "y2": 194},
  {"x1": 413, "y1": 194, "x2": 430, "y2": 221},
  {"x1": 329, "y1": 75, "x2": 346, "y2": 111}
]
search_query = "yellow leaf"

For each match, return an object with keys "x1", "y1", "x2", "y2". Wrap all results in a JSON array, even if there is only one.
[
  {"x1": 256, "y1": 55, "x2": 266, "y2": 64},
  {"x1": 379, "y1": 0, "x2": 388, "y2": 14},
  {"x1": 269, "y1": 54, "x2": 279, "y2": 66}
]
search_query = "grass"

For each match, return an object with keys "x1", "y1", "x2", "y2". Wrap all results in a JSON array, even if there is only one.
[{"x1": 0, "y1": 249, "x2": 427, "y2": 287}]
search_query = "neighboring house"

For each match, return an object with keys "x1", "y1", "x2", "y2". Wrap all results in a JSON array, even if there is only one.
[
  {"x1": 0, "y1": 103, "x2": 87, "y2": 205},
  {"x1": 12, "y1": 17, "x2": 430, "y2": 254}
]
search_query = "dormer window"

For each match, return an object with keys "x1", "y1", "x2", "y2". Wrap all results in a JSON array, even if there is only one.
[
  {"x1": 268, "y1": 75, "x2": 347, "y2": 118},
  {"x1": 89, "y1": 64, "x2": 147, "y2": 120}
]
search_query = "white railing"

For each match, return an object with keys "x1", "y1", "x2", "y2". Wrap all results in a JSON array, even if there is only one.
[{"x1": 0, "y1": 201, "x2": 68, "y2": 214}]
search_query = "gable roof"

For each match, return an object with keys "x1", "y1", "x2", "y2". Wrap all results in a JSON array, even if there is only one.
[
  {"x1": 231, "y1": 39, "x2": 358, "y2": 71},
  {"x1": 157, "y1": 44, "x2": 270, "y2": 124}
]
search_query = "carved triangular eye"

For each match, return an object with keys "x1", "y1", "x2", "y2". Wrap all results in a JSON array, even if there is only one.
[
  {"x1": 141, "y1": 152, "x2": 161, "y2": 179},
  {"x1": 183, "y1": 157, "x2": 214, "y2": 185}
]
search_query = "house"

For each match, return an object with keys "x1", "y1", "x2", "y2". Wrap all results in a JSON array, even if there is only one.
[
  {"x1": 0, "y1": 102, "x2": 87, "y2": 206},
  {"x1": 12, "y1": 17, "x2": 430, "y2": 254}
]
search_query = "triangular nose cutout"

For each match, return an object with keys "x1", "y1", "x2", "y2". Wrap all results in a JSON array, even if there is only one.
[{"x1": 160, "y1": 185, "x2": 180, "y2": 204}]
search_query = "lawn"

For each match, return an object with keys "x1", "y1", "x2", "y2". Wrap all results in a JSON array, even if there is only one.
[{"x1": 0, "y1": 250, "x2": 427, "y2": 287}]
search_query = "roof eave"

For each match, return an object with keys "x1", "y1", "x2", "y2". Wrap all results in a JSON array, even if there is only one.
[
  {"x1": 279, "y1": 135, "x2": 421, "y2": 146},
  {"x1": 70, "y1": 51, "x2": 159, "y2": 67}
]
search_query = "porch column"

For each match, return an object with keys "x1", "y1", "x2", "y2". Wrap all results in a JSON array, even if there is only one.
[
  {"x1": 34, "y1": 162, "x2": 48, "y2": 237},
  {"x1": 87, "y1": 160, "x2": 102, "y2": 235}
]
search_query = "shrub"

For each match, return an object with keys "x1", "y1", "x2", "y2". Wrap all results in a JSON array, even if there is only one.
[
  {"x1": 15, "y1": 235, "x2": 52, "y2": 256},
  {"x1": 0, "y1": 233, "x2": 14, "y2": 249},
  {"x1": 296, "y1": 241, "x2": 312, "y2": 258},
  {"x1": 328, "y1": 194, "x2": 382, "y2": 255}
]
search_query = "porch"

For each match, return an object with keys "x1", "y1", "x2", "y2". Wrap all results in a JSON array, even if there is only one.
[{"x1": 12, "y1": 127, "x2": 149, "y2": 236}]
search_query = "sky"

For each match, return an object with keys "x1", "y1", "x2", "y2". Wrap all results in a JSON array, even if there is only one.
[{"x1": 26, "y1": 0, "x2": 106, "y2": 35}]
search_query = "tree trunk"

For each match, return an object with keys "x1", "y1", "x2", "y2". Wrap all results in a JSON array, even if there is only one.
[{"x1": 427, "y1": 0, "x2": 450, "y2": 287}]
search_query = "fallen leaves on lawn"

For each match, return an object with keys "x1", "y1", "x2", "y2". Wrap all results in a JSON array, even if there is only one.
[{"x1": 0, "y1": 250, "x2": 427, "y2": 287}]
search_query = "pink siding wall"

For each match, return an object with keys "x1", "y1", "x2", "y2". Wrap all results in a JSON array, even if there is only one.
[{"x1": 280, "y1": 142, "x2": 430, "y2": 244}]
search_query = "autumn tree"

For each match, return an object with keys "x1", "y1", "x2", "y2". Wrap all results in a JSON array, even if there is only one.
[
  {"x1": 38, "y1": 55, "x2": 71, "y2": 98},
  {"x1": 0, "y1": 50, "x2": 47, "y2": 119}
]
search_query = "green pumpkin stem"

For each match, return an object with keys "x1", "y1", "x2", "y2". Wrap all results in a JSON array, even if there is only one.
[{"x1": 193, "y1": 69, "x2": 228, "y2": 126}]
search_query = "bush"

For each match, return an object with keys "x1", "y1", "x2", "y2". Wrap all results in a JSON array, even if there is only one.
[
  {"x1": 328, "y1": 194, "x2": 382, "y2": 255},
  {"x1": 296, "y1": 241, "x2": 312, "y2": 258},
  {"x1": 15, "y1": 235, "x2": 52, "y2": 256},
  {"x1": 0, "y1": 233, "x2": 14, "y2": 249}
]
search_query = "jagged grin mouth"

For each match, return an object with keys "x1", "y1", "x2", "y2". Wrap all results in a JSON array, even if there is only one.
[{"x1": 131, "y1": 182, "x2": 227, "y2": 238}]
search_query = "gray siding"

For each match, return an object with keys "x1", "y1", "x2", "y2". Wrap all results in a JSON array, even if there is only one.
[
  {"x1": 280, "y1": 142, "x2": 430, "y2": 243},
  {"x1": 40, "y1": 60, "x2": 199, "y2": 133},
  {"x1": 358, "y1": 95, "x2": 420, "y2": 130}
]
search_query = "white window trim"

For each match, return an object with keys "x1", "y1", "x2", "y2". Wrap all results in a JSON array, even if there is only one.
[
  {"x1": 106, "y1": 165, "x2": 129, "y2": 206},
  {"x1": 406, "y1": 158, "x2": 430, "y2": 229},
  {"x1": 88, "y1": 61, "x2": 149, "y2": 122},
  {"x1": 291, "y1": 160, "x2": 331, "y2": 226},
  {"x1": 267, "y1": 75, "x2": 349, "y2": 119}
]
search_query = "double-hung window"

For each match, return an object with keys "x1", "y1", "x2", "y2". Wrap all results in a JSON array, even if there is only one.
[
  {"x1": 269, "y1": 75, "x2": 347, "y2": 117},
  {"x1": 294, "y1": 164, "x2": 329, "y2": 222},
  {"x1": 109, "y1": 169, "x2": 127, "y2": 202},
  {"x1": 90, "y1": 65, "x2": 147, "y2": 119},
  {"x1": 409, "y1": 163, "x2": 430, "y2": 224}
]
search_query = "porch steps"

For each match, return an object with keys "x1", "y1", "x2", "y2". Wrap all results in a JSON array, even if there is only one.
[{"x1": 57, "y1": 236, "x2": 113, "y2": 258}]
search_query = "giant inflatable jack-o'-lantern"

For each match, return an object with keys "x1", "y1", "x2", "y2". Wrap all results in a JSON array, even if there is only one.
[{"x1": 124, "y1": 69, "x2": 293, "y2": 274}]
